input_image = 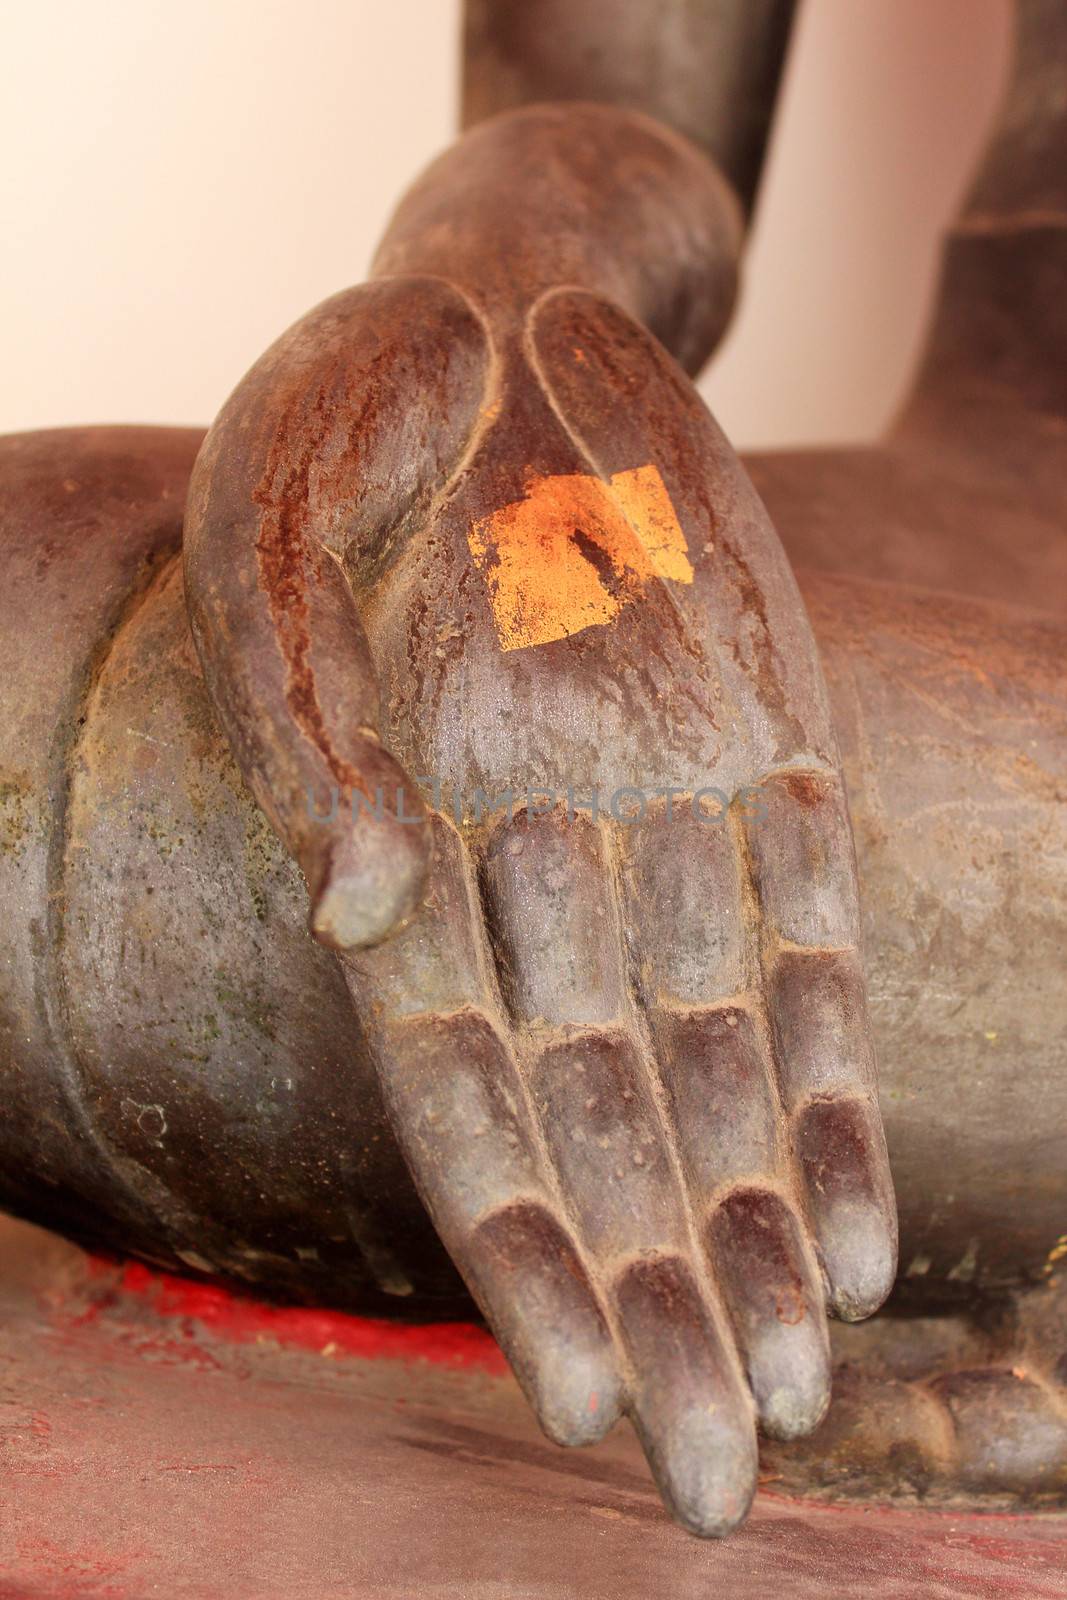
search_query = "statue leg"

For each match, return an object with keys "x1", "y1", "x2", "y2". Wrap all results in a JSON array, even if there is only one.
[
  {"x1": 0, "y1": 425, "x2": 462, "y2": 1312},
  {"x1": 2, "y1": 425, "x2": 1064, "y2": 1506}
]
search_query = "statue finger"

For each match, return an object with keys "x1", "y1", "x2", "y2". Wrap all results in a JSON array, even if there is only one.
[
  {"x1": 615, "y1": 1254, "x2": 758, "y2": 1539},
  {"x1": 185, "y1": 276, "x2": 489, "y2": 950},
  {"x1": 619, "y1": 807, "x2": 831, "y2": 1436},
  {"x1": 705, "y1": 1185, "x2": 830, "y2": 1439},
  {"x1": 481, "y1": 802, "x2": 762, "y2": 1521},
  {"x1": 347, "y1": 814, "x2": 623, "y2": 1445},
  {"x1": 741, "y1": 769, "x2": 898, "y2": 1318}
]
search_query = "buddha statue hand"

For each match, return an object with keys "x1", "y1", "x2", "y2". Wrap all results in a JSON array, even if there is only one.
[{"x1": 185, "y1": 103, "x2": 897, "y2": 1537}]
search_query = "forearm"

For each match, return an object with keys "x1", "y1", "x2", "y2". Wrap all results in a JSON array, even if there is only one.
[
  {"x1": 462, "y1": 0, "x2": 797, "y2": 218},
  {"x1": 373, "y1": 102, "x2": 742, "y2": 376}
]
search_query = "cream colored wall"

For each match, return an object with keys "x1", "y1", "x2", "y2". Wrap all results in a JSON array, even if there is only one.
[
  {"x1": 710, "y1": 0, "x2": 1012, "y2": 446},
  {"x1": 2, "y1": 0, "x2": 1011, "y2": 448}
]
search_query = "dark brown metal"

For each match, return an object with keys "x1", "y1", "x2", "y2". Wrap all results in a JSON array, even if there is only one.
[
  {"x1": 182, "y1": 98, "x2": 899, "y2": 1537},
  {"x1": 0, "y1": 0, "x2": 1064, "y2": 1545},
  {"x1": 747, "y1": 0, "x2": 1067, "y2": 1307},
  {"x1": 462, "y1": 0, "x2": 798, "y2": 216}
]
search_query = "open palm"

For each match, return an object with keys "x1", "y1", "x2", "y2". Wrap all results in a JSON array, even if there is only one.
[{"x1": 186, "y1": 106, "x2": 896, "y2": 1536}]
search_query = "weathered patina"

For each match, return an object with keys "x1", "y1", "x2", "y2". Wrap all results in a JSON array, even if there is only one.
[{"x1": 0, "y1": 0, "x2": 1063, "y2": 1542}]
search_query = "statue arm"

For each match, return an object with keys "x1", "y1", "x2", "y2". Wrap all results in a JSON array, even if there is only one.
[{"x1": 185, "y1": 103, "x2": 896, "y2": 1539}]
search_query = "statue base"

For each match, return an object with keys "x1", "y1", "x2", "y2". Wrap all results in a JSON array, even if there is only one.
[{"x1": 3, "y1": 1211, "x2": 1064, "y2": 1594}]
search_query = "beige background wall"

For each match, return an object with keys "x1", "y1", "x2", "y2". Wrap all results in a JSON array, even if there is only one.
[{"x1": 2, "y1": 0, "x2": 1011, "y2": 448}]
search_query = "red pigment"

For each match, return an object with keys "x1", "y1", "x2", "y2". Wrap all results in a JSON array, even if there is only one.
[{"x1": 85, "y1": 1256, "x2": 507, "y2": 1375}]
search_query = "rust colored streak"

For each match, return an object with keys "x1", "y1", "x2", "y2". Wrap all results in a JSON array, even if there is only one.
[
  {"x1": 253, "y1": 393, "x2": 368, "y2": 797},
  {"x1": 468, "y1": 463, "x2": 692, "y2": 652},
  {"x1": 718, "y1": 531, "x2": 806, "y2": 756},
  {"x1": 775, "y1": 1284, "x2": 807, "y2": 1326},
  {"x1": 777, "y1": 770, "x2": 829, "y2": 810}
]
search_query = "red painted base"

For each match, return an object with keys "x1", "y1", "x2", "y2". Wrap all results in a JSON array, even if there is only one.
[{"x1": 2, "y1": 1216, "x2": 1065, "y2": 1598}]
